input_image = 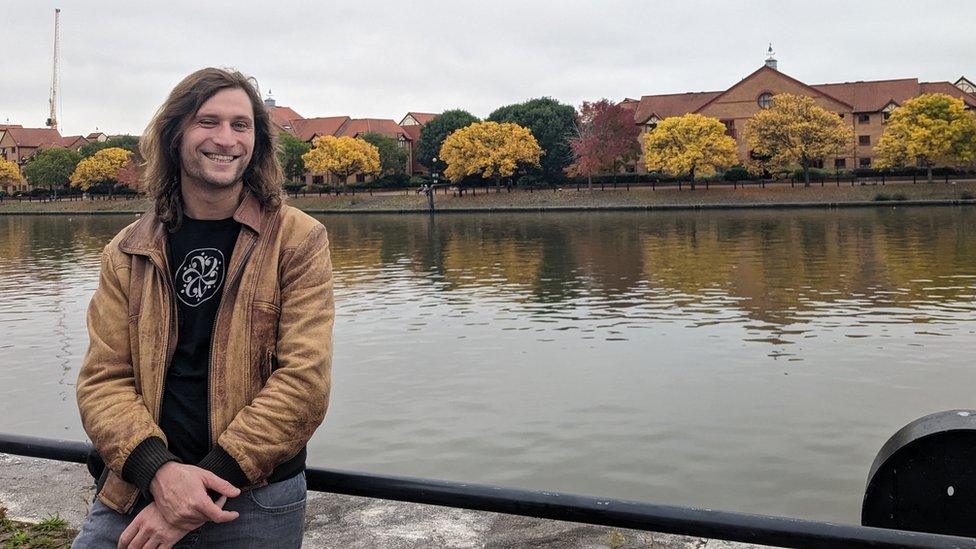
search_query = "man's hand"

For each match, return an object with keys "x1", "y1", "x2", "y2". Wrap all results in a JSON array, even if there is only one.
[
  {"x1": 148, "y1": 461, "x2": 240, "y2": 529},
  {"x1": 117, "y1": 498, "x2": 217, "y2": 549}
]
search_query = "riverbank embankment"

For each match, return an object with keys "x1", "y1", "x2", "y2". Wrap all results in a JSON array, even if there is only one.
[
  {"x1": 1, "y1": 179, "x2": 974, "y2": 216},
  {"x1": 0, "y1": 453, "x2": 766, "y2": 548}
]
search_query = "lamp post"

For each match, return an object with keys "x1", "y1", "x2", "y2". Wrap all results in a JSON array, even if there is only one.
[{"x1": 427, "y1": 157, "x2": 437, "y2": 213}]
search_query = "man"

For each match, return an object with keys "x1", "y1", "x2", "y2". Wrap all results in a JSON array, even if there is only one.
[{"x1": 72, "y1": 67, "x2": 334, "y2": 548}]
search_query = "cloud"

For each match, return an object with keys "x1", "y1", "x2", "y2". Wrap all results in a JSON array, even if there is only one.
[{"x1": 3, "y1": 0, "x2": 973, "y2": 135}]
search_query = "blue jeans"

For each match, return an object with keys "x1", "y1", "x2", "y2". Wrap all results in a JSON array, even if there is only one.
[{"x1": 72, "y1": 471, "x2": 306, "y2": 548}]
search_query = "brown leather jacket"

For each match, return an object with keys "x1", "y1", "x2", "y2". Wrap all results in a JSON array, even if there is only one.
[{"x1": 76, "y1": 193, "x2": 334, "y2": 513}]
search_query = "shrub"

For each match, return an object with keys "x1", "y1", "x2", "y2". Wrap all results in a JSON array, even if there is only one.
[
  {"x1": 723, "y1": 166, "x2": 750, "y2": 181},
  {"x1": 874, "y1": 193, "x2": 891, "y2": 201},
  {"x1": 793, "y1": 168, "x2": 827, "y2": 182},
  {"x1": 892, "y1": 193, "x2": 908, "y2": 201},
  {"x1": 960, "y1": 191, "x2": 974, "y2": 200}
]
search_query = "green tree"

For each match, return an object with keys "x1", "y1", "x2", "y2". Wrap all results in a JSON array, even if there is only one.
[
  {"x1": 22, "y1": 148, "x2": 83, "y2": 193},
  {"x1": 360, "y1": 132, "x2": 408, "y2": 175},
  {"x1": 417, "y1": 110, "x2": 479, "y2": 172},
  {"x1": 876, "y1": 93, "x2": 976, "y2": 183},
  {"x1": 80, "y1": 135, "x2": 140, "y2": 158},
  {"x1": 277, "y1": 132, "x2": 312, "y2": 183},
  {"x1": 488, "y1": 97, "x2": 576, "y2": 182}
]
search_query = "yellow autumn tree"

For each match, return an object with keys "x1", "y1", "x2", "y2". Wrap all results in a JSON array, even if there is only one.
[
  {"x1": 875, "y1": 93, "x2": 976, "y2": 184},
  {"x1": 743, "y1": 93, "x2": 853, "y2": 187},
  {"x1": 0, "y1": 158, "x2": 23, "y2": 187},
  {"x1": 70, "y1": 147, "x2": 132, "y2": 192},
  {"x1": 302, "y1": 135, "x2": 381, "y2": 185},
  {"x1": 439, "y1": 121, "x2": 542, "y2": 187},
  {"x1": 641, "y1": 113, "x2": 737, "y2": 189}
]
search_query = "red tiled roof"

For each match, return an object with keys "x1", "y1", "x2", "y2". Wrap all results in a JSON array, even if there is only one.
[
  {"x1": 811, "y1": 78, "x2": 920, "y2": 112},
  {"x1": 919, "y1": 81, "x2": 976, "y2": 107},
  {"x1": 337, "y1": 119, "x2": 411, "y2": 141},
  {"x1": 38, "y1": 135, "x2": 88, "y2": 151},
  {"x1": 4, "y1": 127, "x2": 62, "y2": 147},
  {"x1": 86, "y1": 132, "x2": 106, "y2": 139},
  {"x1": 633, "y1": 91, "x2": 722, "y2": 123},
  {"x1": 401, "y1": 124, "x2": 422, "y2": 142},
  {"x1": 269, "y1": 106, "x2": 303, "y2": 132},
  {"x1": 291, "y1": 116, "x2": 349, "y2": 142},
  {"x1": 0, "y1": 124, "x2": 23, "y2": 130},
  {"x1": 402, "y1": 112, "x2": 437, "y2": 125}
]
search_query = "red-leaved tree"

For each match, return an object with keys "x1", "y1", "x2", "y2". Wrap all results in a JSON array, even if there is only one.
[{"x1": 568, "y1": 99, "x2": 641, "y2": 189}]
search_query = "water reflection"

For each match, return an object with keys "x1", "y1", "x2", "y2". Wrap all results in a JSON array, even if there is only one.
[{"x1": 0, "y1": 207, "x2": 974, "y2": 523}]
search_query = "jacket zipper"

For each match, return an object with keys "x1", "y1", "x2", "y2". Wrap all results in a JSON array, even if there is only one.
[
  {"x1": 150, "y1": 250, "x2": 178, "y2": 421},
  {"x1": 206, "y1": 233, "x2": 257, "y2": 449}
]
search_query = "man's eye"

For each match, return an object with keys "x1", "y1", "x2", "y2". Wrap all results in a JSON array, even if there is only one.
[
  {"x1": 199, "y1": 119, "x2": 217, "y2": 127},
  {"x1": 233, "y1": 121, "x2": 252, "y2": 131}
]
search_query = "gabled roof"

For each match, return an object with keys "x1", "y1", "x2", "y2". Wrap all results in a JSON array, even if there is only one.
[
  {"x1": 400, "y1": 112, "x2": 438, "y2": 126},
  {"x1": 696, "y1": 65, "x2": 852, "y2": 113},
  {"x1": 919, "y1": 81, "x2": 976, "y2": 107},
  {"x1": 290, "y1": 116, "x2": 349, "y2": 142},
  {"x1": 269, "y1": 105, "x2": 304, "y2": 132},
  {"x1": 337, "y1": 119, "x2": 411, "y2": 140},
  {"x1": 4, "y1": 127, "x2": 62, "y2": 148},
  {"x1": 0, "y1": 124, "x2": 23, "y2": 130},
  {"x1": 38, "y1": 135, "x2": 89, "y2": 151},
  {"x1": 633, "y1": 91, "x2": 721, "y2": 123},
  {"x1": 400, "y1": 124, "x2": 422, "y2": 145},
  {"x1": 811, "y1": 78, "x2": 920, "y2": 112}
]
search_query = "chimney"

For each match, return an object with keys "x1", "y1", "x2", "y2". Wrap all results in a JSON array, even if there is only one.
[{"x1": 765, "y1": 43, "x2": 778, "y2": 70}]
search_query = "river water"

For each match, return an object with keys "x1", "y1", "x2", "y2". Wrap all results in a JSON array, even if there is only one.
[{"x1": 1, "y1": 207, "x2": 974, "y2": 523}]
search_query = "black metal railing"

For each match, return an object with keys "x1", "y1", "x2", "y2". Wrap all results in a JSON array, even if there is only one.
[{"x1": 1, "y1": 433, "x2": 974, "y2": 548}]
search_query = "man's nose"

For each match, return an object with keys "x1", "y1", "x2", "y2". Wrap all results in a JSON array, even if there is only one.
[{"x1": 210, "y1": 123, "x2": 237, "y2": 147}]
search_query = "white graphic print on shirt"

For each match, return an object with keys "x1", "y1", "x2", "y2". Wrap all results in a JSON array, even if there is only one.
[{"x1": 175, "y1": 248, "x2": 226, "y2": 307}]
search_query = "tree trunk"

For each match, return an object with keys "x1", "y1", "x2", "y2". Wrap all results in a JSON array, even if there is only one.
[
  {"x1": 587, "y1": 175, "x2": 592, "y2": 191},
  {"x1": 690, "y1": 166, "x2": 696, "y2": 190},
  {"x1": 804, "y1": 165, "x2": 811, "y2": 187},
  {"x1": 927, "y1": 165, "x2": 933, "y2": 184}
]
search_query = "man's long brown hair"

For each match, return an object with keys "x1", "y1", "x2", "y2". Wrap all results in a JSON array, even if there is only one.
[{"x1": 140, "y1": 67, "x2": 282, "y2": 230}]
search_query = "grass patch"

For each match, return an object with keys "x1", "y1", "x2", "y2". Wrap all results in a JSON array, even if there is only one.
[
  {"x1": 961, "y1": 191, "x2": 974, "y2": 200},
  {"x1": 892, "y1": 192, "x2": 908, "y2": 201},
  {"x1": 874, "y1": 193, "x2": 891, "y2": 201},
  {"x1": 0, "y1": 506, "x2": 75, "y2": 549}
]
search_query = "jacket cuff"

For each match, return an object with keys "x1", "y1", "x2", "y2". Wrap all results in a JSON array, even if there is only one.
[
  {"x1": 198, "y1": 445, "x2": 250, "y2": 488},
  {"x1": 121, "y1": 437, "x2": 180, "y2": 496}
]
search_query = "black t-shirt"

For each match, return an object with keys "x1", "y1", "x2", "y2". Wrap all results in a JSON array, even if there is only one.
[{"x1": 160, "y1": 216, "x2": 240, "y2": 464}]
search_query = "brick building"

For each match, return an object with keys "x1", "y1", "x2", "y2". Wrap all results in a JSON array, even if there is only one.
[
  {"x1": 631, "y1": 53, "x2": 976, "y2": 170},
  {"x1": 265, "y1": 95, "x2": 433, "y2": 185}
]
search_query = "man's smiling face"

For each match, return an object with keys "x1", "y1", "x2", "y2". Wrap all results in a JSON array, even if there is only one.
[{"x1": 179, "y1": 87, "x2": 255, "y2": 192}]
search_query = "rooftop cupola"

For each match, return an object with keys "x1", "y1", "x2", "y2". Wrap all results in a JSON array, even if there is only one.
[
  {"x1": 765, "y1": 43, "x2": 778, "y2": 70},
  {"x1": 264, "y1": 89, "x2": 276, "y2": 108}
]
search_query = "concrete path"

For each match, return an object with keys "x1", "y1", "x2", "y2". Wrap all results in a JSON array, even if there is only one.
[{"x1": 0, "y1": 453, "x2": 769, "y2": 548}]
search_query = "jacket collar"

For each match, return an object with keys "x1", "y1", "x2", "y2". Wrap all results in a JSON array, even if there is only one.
[{"x1": 119, "y1": 191, "x2": 265, "y2": 257}]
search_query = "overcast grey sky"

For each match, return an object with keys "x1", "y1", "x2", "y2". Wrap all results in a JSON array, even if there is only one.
[{"x1": 4, "y1": 0, "x2": 974, "y2": 136}]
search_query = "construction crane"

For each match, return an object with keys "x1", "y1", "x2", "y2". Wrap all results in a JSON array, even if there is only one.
[{"x1": 46, "y1": 8, "x2": 60, "y2": 130}]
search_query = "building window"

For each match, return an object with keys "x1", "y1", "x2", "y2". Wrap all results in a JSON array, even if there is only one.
[
  {"x1": 356, "y1": 173, "x2": 366, "y2": 183},
  {"x1": 757, "y1": 93, "x2": 773, "y2": 109},
  {"x1": 720, "y1": 119, "x2": 736, "y2": 138},
  {"x1": 834, "y1": 158, "x2": 847, "y2": 169},
  {"x1": 859, "y1": 157, "x2": 872, "y2": 167},
  {"x1": 312, "y1": 175, "x2": 324, "y2": 185},
  {"x1": 858, "y1": 114, "x2": 870, "y2": 123},
  {"x1": 858, "y1": 135, "x2": 871, "y2": 146}
]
